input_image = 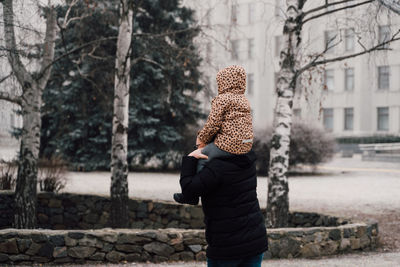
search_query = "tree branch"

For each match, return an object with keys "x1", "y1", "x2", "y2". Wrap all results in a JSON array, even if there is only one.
[
  {"x1": 0, "y1": 90, "x2": 22, "y2": 105},
  {"x1": 38, "y1": 6, "x2": 57, "y2": 90},
  {"x1": 303, "y1": 0, "x2": 357, "y2": 16},
  {"x1": 303, "y1": 0, "x2": 374, "y2": 24},
  {"x1": 299, "y1": 29, "x2": 400, "y2": 73},
  {"x1": 1, "y1": 0, "x2": 34, "y2": 88},
  {"x1": 378, "y1": 0, "x2": 400, "y2": 14}
]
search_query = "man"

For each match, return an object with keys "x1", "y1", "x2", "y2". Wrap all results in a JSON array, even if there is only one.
[{"x1": 179, "y1": 147, "x2": 268, "y2": 267}]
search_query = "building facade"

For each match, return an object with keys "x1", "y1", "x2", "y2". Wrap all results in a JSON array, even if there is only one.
[{"x1": 183, "y1": 0, "x2": 400, "y2": 137}]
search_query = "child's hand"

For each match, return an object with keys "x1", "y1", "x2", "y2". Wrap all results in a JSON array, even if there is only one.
[
  {"x1": 196, "y1": 137, "x2": 206, "y2": 148},
  {"x1": 188, "y1": 148, "x2": 208, "y2": 159}
]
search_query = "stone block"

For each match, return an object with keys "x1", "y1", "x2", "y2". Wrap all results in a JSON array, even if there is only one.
[
  {"x1": 49, "y1": 235, "x2": 65, "y2": 246},
  {"x1": 117, "y1": 233, "x2": 151, "y2": 244},
  {"x1": 68, "y1": 246, "x2": 96, "y2": 258},
  {"x1": 195, "y1": 251, "x2": 207, "y2": 261},
  {"x1": 115, "y1": 244, "x2": 142, "y2": 253},
  {"x1": 329, "y1": 229, "x2": 341, "y2": 241},
  {"x1": 0, "y1": 238, "x2": 18, "y2": 254},
  {"x1": 16, "y1": 239, "x2": 32, "y2": 253},
  {"x1": 31, "y1": 256, "x2": 50, "y2": 263},
  {"x1": 179, "y1": 251, "x2": 194, "y2": 261},
  {"x1": 300, "y1": 243, "x2": 320, "y2": 258},
  {"x1": 38, "y1": 241, "x2": 54, "y2": 257},
  {"x1": 53, "y1": 246, "x2": 67, "y2": 258},
  {"x1": 339, "y1": 238, "x2": 351, "y2": 251},
  {"x1": 0, "y1": 253, "x2": 8, "y2": 262},
  {"x1": 89, "y1": 252, "x2": 105, "y2": 261},
  {"x1": 125, "y1": 253, "x2": 141, "y2": 262},
  {"x1": 143, "y1": 242, "x2": 175, "y2": 257},
  {"x1": 26, "y1": 242, "x2": 42, "y2": 256},
  {"x1": 67, "y1": 232, "x2": 84, "y2": 240},
  {"x1": 188, "y1": 244, "x2": 202, "y2": 253},
  {"x1": 105, "y1": 250, "x2": 126, "y2": 262},
  {"x1": 9, "y1": 254, "x2": 30, "y2": 262}
]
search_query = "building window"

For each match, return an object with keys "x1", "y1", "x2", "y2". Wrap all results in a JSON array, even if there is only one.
[
  {"x1": 231, "y1": 4, "x2": 238, "y2": 24},
  {"x1": 230, "y1": 40, "x2": 239, "y2": 60},
  {"x1": 345, "y1": 28, "x2": 355, "y2": 52},
  {"x1": 275, "y1": 36, "x2": 283, "y2": 57},
  {"x1": 323, "y1": 108, "x2": 334, "y2": 132},
  {"x1": 378, "y1": 66, "x2": 390, "y2": 90},
  {"x1": 248, "y1": 38, "x2": 254, "y2": 59},
  {"x1": 247, "y1": 73, "x2": 254, "y2": 95},
  {"x1": 248, "y1": 3, "x2": 255, "y2": 24},
  {"x1": 324, "y1": 69, "x2": 335, "y2": 91},
  {"x1": 344, "y1": 108, "x2": 354, "y2": 131},
  {"x1": 377, "y1": 107, "x2": 389, "y2": 131},
  {"x1": 379, "y1": 25, "x2": 391, "y2": 49},
  {"x1": 344, "y1": 68, "x2": 354, "y2": 91},
  {"x1": 325, "y1": 30, "x2": 337, "y2": 53}
]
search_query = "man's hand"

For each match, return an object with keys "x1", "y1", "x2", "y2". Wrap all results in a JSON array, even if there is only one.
[
  {"x1": 188, "y1": 148, "x2": 208, "y2": 159},
  {"x1": 196, "y1": 137, "x2": 206, "y2": 148}
]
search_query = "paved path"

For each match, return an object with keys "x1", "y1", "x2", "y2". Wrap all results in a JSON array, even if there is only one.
[{"x1": 26, "y1": 252, "x2": 400, "y2": 266}]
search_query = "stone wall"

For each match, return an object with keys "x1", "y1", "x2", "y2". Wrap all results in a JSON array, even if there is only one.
[
  {"x1": 0, "y1": 191, "x2": 204, "y2": 230},
  {"x1": 0, "y1": 222, "x2": 379, "y2": 264},
  {"x1": 0, "y1": 191, "x2": 347, "y2": 230}
]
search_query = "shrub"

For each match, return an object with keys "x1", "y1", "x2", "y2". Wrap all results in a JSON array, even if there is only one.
[
  {"x1": 253, "y1": 122, "x2": 336, "y2": 176},
  {"x1": 38, "y1": 156, "x2": 68, "y2": 193},
  {"x1": 0, "y1": 161, "x2": 17, "y2": 190}
]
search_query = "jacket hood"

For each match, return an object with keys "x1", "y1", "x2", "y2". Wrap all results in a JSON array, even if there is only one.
[{"x1": 216, "y1": 65, "x2": 246, "y2": 95}]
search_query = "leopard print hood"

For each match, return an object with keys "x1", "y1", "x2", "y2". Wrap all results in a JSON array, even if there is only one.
[{"x1": 216, "y1": 65, "x2": 246, "y2": 95}]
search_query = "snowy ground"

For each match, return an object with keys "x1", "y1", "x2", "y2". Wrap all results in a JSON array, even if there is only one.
[{"x1": 62, "y1": 154, "x2": 400, "y2": 216}]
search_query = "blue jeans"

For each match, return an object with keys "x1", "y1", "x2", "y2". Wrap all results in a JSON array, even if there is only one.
[
  {"x1": 197, "y1": 142, "x2": 233, "y2": 173},
  {"x1": 207, "y1": 253, "x2": 263, "y2": 267}
]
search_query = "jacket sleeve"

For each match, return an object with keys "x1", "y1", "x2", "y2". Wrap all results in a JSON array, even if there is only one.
[
  {"x1": 197, "y1": 96, "x2": 225, "y2": 144},
  {"x1": 180, "y1": 156, "x2": 221, "y2": 198}
]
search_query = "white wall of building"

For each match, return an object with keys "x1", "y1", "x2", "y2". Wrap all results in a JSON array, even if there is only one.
[{"x1": 184, "y1": 0, "x2": 400, "y2": 137}]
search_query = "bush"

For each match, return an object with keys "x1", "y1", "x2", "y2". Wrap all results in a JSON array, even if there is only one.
[
  {"x1": 38, "y1": 156, "x2": 68, "y2": 193},
  {"x1": 253, "y1": 122, "x2": 336, "y2": 176},
  {"x1": 0, "y1": 162, "x2": 17, "y2": 190}
]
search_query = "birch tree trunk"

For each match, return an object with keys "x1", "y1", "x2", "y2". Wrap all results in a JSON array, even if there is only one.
[
  {"x1": 1, "y1": 0, "x2": 57, "y2": 228},
  {"x1": 266, "y1": 0, "x2": 303, "y2": 228},
  {"x1": 110, "y1": 0, "x2": 133, "y2": 228}
]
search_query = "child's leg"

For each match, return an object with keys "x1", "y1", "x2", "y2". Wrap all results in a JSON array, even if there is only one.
[{"x1": 196, "y1": 143, "x2": 233, "y2": 173}]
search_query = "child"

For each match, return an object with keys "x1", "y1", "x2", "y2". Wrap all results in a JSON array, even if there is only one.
[{"x1": 174, "y1": 65, "x2": 254, "y2": 205}]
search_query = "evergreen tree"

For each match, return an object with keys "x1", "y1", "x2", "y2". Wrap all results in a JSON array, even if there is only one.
[{"x1": 41, "y1": 0, "x2": 204, "y2": 170}]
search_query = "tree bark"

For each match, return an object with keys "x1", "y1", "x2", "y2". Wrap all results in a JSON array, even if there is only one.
[
  {"x1": 1, "y1": 0, "x2": 57, "y2": 228},
  {"x1": 110, "y1": 0, "x2": 133, "y2": 228},
  {"x1": 266, "y1": 0, "x2": 303, "y2": 228}
]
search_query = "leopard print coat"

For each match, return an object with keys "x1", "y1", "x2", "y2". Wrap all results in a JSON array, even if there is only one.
[{"x1": 197, "y1": 65, "x2": 253, "y2": 155}]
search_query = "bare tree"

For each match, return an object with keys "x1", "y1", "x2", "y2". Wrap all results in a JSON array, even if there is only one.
[
  {"x1": 378, "y1": 0, "x2": 400, "y2": 14},
  {"x1": 110, "y1": 0, "x2": 133, "y2": 228},
  {"x1": 267, "y1": 0, "x2": 400, "y2": 228},
  {"x1": 0, "y1": 0, "x2": 57, "y2": 228}
]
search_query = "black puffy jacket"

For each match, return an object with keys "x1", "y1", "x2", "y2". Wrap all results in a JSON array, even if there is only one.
[{"x1": 180, "y1": 151, "x2": 268, "y2": 260}]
